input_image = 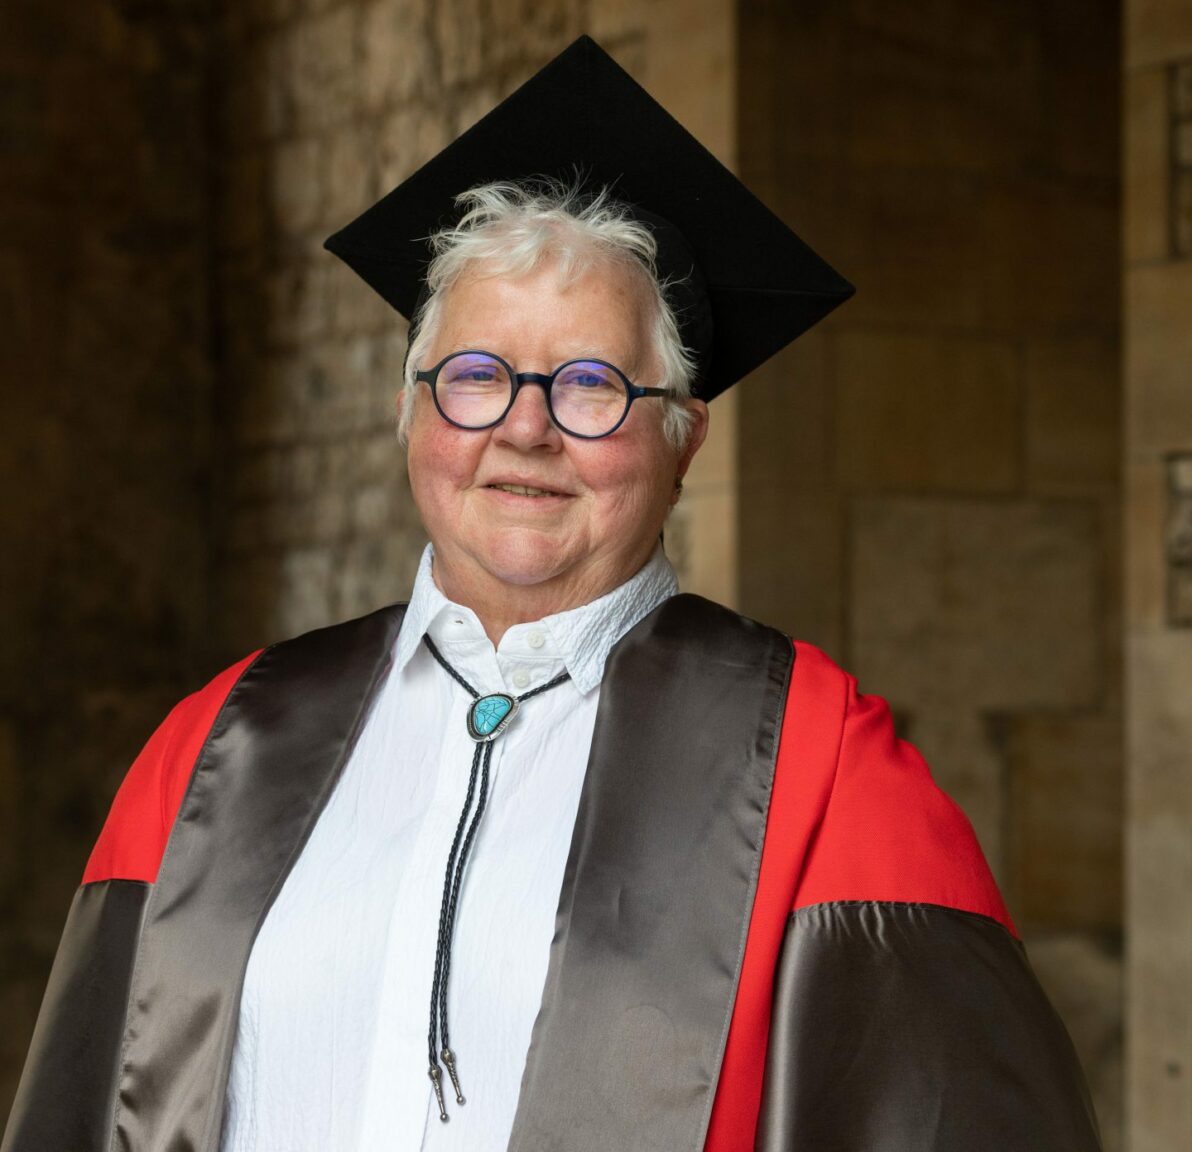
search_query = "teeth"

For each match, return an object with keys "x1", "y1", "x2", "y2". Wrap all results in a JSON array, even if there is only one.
[{"x1": 490, "y1": 483, "x2": 556, "y2": 496}]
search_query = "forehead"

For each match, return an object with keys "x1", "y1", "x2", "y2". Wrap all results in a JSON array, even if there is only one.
[{"x1": 431, "y1": 256, "x2": 655, "y2": 368}]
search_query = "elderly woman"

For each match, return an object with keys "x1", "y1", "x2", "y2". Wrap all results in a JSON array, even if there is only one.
[{"x1": 4, "y1": 37, "x2": 1100, "y2": 1152}]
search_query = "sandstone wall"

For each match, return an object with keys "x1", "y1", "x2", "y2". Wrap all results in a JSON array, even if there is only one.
[
  {"x1": 0, "y1": 0, "x2": 215, "y2": 1112},
  {"x1": 1123, "y1": 1, "x2": 1192, "y2": 1146},
  {"x1": 737, "y1": 2, "x2": 1123, "y2": 1144}
]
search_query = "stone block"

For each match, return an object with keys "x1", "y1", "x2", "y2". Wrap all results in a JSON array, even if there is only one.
[
  {"x1": 835, "y1": 331, "x2": 1020, "y2": 494},
  {"x1": 350, "y1": 483, "x2": 395, "y2": 536},
  {"x1": 739, "y1": 330, "x2": 834, "y2": 477},
  {"x1": 685, "y1": 389, "x2": 735, "y2": 494},
  {"x1": 1127, "y1": 631, "x2": 1192, "y2": 821},
  {"x1": 359, "y1": 428, "x2": 403, "y2": 482},
  {"x1": 635, "y1": 0, "x2": 735, "y2": 167},
  {"x1": 1126, "y1": 262, "x2": 1192, "y2": 453},
  {"x1": 905, "y1": 709, "x2": 1007, "y2": 876},
  {"x1": 1027, "y1": 932, "x2": 1123, "y2": 1152},
  {"x1": 219, "y1": 150, "x2": 267, "y2": 258},
  {"x1": 983, "y1": 178, "x2": 1119, "y2": 337},
  {"x1": 270, "y1": 137, "x2": 324, "y2": 235},
  {"x1": 265, "y1": 259, "x2": 336, "y2": 350},
  {"x1": 289, "y1": 6, "x2": 360, "y2": 133},
  {"x1": 376, "y1": 102, "x2": 451, "y2": 195},
  {"x1": 1175, "y1": 168, "x2": 1192, "y2": 258},
  {"x1": 771, "y1": 165, "x2": 989, "y2": 332},
  {"x1": 1125, "y1": 67, "x2": 1171, "y2": 265},
  {"x1": 1025, "y1": 337, "x2": 1120, "y2": 492},
  {"x1": 244, "y1": 0, "x2": 296, "y2": 32},
  {"x1": 276, "y1": 547, "x2": 337, "y2": 637},
  {"x1": 847, "y1": 0, "x2": 1026, "y2": 65},
  {"x1": 334, "y1": 527, "x2": 426, "y2": 620},
  {"x1": 1127, "y1": 816, "x2": 1192, "y2": 1151},
  {"x1": 322, "y1": 123, "x2": 378, "y2": 228},
  {"x1": 262, "y1": 32, "x2": 297, "y2": 141},
  {"x1": 1031, "y1": 4, "x2": 1120, "y2": 188},
  {"x1": 738, "y1": 482, "x2": 844, "y2": 656},
  {"x1": 843, "y1": 2, "x2": 1035, "y2": 176},
  {"x1": 586, "y1": 0, "x2": 640, "y2": 43},
  {"x1": 1126, "y1": 0, "x2": 1192, "y2": 70},
  {"x1": 432, "y1": 0, "x2": 485, "y2": 89},
  {"x1": 450, "y1": 83, "x2": 504, "y2": 138},
  {"x1": 1126, "y1": 456, "x2": 1167, "y2": 632},
  {"x1": 1006, "y1": 712, "x2": 1122, "y2": 932},
  {"x1": 359, "y1": 0, "x2": 429, "y2": 113},
  {"x1": 675, "y1": 484, "x2": 736, "y2": 609},
  {"x1": 486, "y1": 0, "x2": 584, "y2": 69},
  {"x1": 329, "y1": 261, "x2": 395, "y2": 337},
  {"x1": 850, "y1": 497, "x2": 1103, "y2": 713},
  {"x1": 738, "y1": 0, "x2": 847, "y2": 170}
]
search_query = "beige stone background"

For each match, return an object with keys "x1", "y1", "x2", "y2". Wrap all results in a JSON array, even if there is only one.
[{"x1": 1, "y1": 0, "x2": 1190, "y2": 1148}]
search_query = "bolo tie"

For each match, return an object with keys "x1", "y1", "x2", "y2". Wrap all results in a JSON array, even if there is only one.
[{"x1": 421, "y1": 632, "x2": 571, "y2": 1123}]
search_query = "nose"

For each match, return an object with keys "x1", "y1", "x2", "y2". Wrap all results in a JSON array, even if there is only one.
[{"x1": 492, "y1": 378, "x2": 561, "y2": 451}]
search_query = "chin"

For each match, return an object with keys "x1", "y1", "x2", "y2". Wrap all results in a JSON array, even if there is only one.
[{"x1": 476, "y1": 533, "x2": 578, "y2": 590}]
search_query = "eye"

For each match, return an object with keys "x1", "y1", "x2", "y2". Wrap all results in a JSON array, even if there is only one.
[
  {"x1": 441, "y1": 354, "x2": 507, "y2": 389},
  {"x1": 554, "y1": 362, "x2": 622, "y2": 392}
]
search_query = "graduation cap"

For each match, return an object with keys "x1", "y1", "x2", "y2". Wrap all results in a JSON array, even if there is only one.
[{"x1": 323, "y1": 35, "x2": 853, "y2": 402}]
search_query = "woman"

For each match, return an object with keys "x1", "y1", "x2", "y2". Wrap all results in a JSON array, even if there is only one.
[{"x1": 4, "y1": 37, "x2": 1100, "y2": 1152}]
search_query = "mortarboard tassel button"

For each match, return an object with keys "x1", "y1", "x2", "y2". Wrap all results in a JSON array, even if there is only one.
[
  {"x1": 442, "y1": 1046, "x2": 466, "y2": 1105},
  {"x1": 429, "y1": 1063, "x2": 449, "y2": 1122}
]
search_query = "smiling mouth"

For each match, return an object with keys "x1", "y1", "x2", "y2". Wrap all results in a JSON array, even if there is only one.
[{"x1": 486, "y1": 483, "x2": 566, "y2": 497}]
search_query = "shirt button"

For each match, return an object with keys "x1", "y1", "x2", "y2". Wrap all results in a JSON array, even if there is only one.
[
  {"x1": 527, "y1": 630, "x2": 546, "y2": 650},
  {"x1": 512, "y1": 669, "x2": 531, "y2": 689}
]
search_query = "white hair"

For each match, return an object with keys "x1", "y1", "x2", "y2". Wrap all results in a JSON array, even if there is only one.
[{"x1": 399, "y1": 178, "x2": 698, "y2": 450}]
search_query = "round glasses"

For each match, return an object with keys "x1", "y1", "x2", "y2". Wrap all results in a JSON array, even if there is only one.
[{"x1": 415, "y1": 350, "x2": 672, "y2": 440}]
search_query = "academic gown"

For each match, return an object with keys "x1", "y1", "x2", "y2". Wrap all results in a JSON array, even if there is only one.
[{"x1": 2, "y1": 594, "x2": 1101, "y2": 1152}]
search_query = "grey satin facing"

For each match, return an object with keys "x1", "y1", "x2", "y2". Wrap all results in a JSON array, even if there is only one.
[
  {"x1": 113, "y1": 606, "x2": 405, "y2": 1152},
  {"x1": 755, "y1": 902, "x2": 1103, "y2": 1151},
  {"x1": 507, "y1": 597, "x2": 793, "y2": 1152},
  {"x1": 1, "y1": 880, "x2": 149, "y2": 1152}
]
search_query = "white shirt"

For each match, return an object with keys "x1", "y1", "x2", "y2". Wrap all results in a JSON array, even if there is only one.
[{"x1": 219, "y1": 544, "x2": 679, "y2": 1152}]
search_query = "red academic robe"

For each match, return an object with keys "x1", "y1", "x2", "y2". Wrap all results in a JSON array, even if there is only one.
[{"x1": 2, "y1": 595, "x2": 1100, "y2": 1152}]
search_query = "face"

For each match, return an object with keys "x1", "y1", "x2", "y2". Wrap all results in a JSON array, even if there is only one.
[{"x1": 402, "y1": 257, "x2": 708, "y2": 621}]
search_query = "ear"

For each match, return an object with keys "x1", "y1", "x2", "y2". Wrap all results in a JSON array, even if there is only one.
[{"x1": 676, "y1": 399, "x2": 710, "y2": 480}]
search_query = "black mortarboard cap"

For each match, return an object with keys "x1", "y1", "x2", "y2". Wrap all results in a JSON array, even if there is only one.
[{"x1": 323, "y1": 35, "x2": 854, "y2": 402}]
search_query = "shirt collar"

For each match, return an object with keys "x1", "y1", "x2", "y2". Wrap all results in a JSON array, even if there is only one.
[{"x1": 392, "y1": 543, "x2": 679, "y2": 694}]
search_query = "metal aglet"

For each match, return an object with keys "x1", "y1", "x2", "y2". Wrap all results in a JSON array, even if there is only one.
[
  {"x1": 428, "y1": 1063, "x2": 449, "y2": 1122},
  {"x1": 442, "y1": 1046, "x2": 466, "y2": 1105}
]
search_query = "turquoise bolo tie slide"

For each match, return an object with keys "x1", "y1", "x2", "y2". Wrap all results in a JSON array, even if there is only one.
[{"x1": 467, "y1": 693, "x2": 519, "y2": 742}]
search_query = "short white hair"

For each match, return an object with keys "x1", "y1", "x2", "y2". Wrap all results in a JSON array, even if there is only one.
[{"x1": 400, "y1": 178, "x2": 699, "y2": 450}]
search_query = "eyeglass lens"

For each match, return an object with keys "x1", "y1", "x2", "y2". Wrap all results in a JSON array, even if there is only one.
[{"x1": 435, "y1": 352, "x2": 629, "y2": 438}]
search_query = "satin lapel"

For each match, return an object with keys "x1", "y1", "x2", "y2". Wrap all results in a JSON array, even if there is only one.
[
  {"x1": 755, "y1": 903, "x2": 1102, "y2": 1151},
  {"x1": 2, "y1": 881, "x2": 148, "y2": 1152},
  {"x1": 112, "y1": 604, "x2": 405, "y2": 1152},
  {"x1": 508, "y1": 594, "x2": 793, "y2": 1152}
]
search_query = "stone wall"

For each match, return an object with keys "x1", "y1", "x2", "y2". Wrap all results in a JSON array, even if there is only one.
[
  {"x1": 1123, "y1": 1, "x2": 1192, "y2": 1147},
  {"x1": 0, "y1": 0, "x2": 215, "y2": 1114},
  {"x1": 737, "y1": 2, "x2": 1123, "y2": 1144}
]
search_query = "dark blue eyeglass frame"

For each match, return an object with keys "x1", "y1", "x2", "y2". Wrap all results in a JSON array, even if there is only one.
[{"x1": 415, "y1": 349, "x2": 672, "y2": 440}]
